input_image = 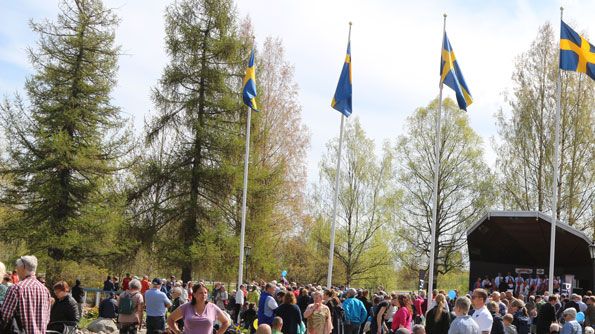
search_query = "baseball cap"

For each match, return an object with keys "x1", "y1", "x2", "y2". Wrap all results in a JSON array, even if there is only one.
[{"x1": 152, "y1": 278, "x2": 162, "y2": 285}]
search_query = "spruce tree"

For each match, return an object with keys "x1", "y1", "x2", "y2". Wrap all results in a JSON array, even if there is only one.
[{"x1": 0, "y1": 0, "x2": 128, "y2": 282}]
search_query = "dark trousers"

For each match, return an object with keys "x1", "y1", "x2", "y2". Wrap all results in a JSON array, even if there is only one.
[
  {"x1": 119, "y1": 323, "x2": 138, "y2": 334},
  {"x1": 146, "y1": 315, "x2": 166, "y2": 334},
  {"x1": 345, "y1": 323, "x2": 361, "y2": 334}
]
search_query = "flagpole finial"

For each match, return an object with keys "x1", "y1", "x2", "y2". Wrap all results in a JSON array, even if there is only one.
[
  {"x1": 349, "y1": 21, "x2": 352, "y2": 26},
  {"x1": 443, "y1": 13, "x2": 447, "y2": 18},
  {"x1": 560, "y1": 6, "x2": 564, "y2": 20}
]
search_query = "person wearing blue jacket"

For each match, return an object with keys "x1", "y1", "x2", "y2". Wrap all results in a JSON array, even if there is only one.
[{"x1": 342, "y1": 288, "x2": 368, "y2": 334}]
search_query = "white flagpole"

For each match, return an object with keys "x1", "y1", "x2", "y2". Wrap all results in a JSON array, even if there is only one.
[
  {"x1": 327, "y1": 114, "x2": 346, "y2": 288},
  {"x1": 428, "y1": 13, "x2": 447, "y2": 298},
  {"x1": 327, "y1": 22, "x2": 351, "y2": 288},
  {"x1": 237, "y1": 105, "x2": 252, "y2": 305},
  {"x1": 548, "y1": 7, "x2": 563, "y2": 294}
]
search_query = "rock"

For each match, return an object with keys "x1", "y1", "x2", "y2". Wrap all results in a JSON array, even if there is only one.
[{"x1": 86, "y1": 318, "x2": 118, "y2": 333}]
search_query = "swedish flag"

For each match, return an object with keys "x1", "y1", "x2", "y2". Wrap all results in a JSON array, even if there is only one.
[
  {"x1": 440, "y1": 33, "x2": 472, "y2": 111},
  {"x1": 331, "y1": 41, "x2": 352, "y2": 117},
  {"x1": 242, "y1": 49, "x2": 258, "y2": 111},
  {"x1": 560, "y1": 20, "x2": 595, "y2": 80}
]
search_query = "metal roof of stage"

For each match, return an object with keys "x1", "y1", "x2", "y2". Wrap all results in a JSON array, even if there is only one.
[{"x1": 467, "y1": 211, "x2": 592, "y2": 267}]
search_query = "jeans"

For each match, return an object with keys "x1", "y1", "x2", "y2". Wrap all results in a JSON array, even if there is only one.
[{"x1": 146, "y1": 315, "x2": 166, "y2": 334}]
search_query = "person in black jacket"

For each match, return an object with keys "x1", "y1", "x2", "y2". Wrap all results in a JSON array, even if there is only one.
[
  {"x1": 48, "y1": 281, "x2": 80, "y2": 332},
  {"x1": 274, "y1": 292, "x2": 303, "y2": 334},
  {"x1": 536, "y1": 296, "x2": 557, "y2": 334},
  {"x1": 71, "y1": 279, "x2": 85, "y2": 317},
  {"x1": 488, "y1": 301, "x2": 505, "y2": 334},
  {"x1": 425, "y1": 294, "x2": 451, "y2": 334},
  {"x1": 103, "y1": 275, "x2": 115, "y2": 292},
  {"x1": 98, "y1": 292, "x2": 118, "y2": 319}
]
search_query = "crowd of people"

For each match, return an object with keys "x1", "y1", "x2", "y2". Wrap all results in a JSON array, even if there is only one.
[
  {"x1": 472, "y1": 273, "x2": 565, "y2": 297},
  {"x1": 1, "y1": 256, "x2": 595, "y2": 334}
]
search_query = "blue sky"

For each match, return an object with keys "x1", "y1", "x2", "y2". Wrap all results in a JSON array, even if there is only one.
[{"x1": 1, "y1": 0, "x2": 594, "y2": 184}]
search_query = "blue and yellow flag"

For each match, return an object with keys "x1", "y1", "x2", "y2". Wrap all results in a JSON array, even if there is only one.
[
  {"x1": 440, "y1": 33, "x2": 472, "y2": 111},
  {"x1": 331, "y1": 41, "x2": 352, "y2": 117},
  {"x1": 242, "y1": 49, "x2": 258, "y2": 111},
  {"x1": 560, "y1": 20, "x2": 595, "y2": 81}
]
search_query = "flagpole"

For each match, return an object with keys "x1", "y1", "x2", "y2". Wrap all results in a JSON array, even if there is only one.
[
  {"x1": 237, "y1": 105, "x2": 252, "y2": 305},
  {"x1": 428, "y1": 13, "x2": 447, "y2": 298},
  {"x1": 327, "y1": 22, "x2": 351, "y2": 288},
  {"x1": 548, "y1": 6, "x2": 563, "y2": 294}
]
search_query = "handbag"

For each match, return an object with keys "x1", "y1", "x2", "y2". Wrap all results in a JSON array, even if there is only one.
[{"x1": 0, "y1": 317, "x2": 26, "y2": 334}]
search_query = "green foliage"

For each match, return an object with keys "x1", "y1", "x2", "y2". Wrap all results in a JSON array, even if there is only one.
[
  {"x1": 0, "y1": 0, "x2": 129, "y2": 283},
  {"x1": 496, "y1": 22, "x2": 595, "y2": 234},
  {"x1": 394, "y1": 98, "x2": 496, "y2": 284},
  {"x1": 313, "y1": 117, "x2": 399, "y2": 286}
]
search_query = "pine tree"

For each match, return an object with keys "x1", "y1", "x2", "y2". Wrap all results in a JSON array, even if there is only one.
[{"x1": 0, "y1": 0, "x2": 128, "y2": 282}]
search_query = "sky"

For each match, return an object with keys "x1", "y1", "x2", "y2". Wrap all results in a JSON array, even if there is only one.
[{"x1": 1, "y1": 0, "x2": 594, "y2": 184}]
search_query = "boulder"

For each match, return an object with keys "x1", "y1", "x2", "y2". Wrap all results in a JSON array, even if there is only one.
[{"x1": 86, "y1": 318, "x2": 118, "y2": 333}]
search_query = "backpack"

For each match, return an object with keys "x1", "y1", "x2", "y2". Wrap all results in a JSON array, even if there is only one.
[{"x1": 118, "y1": 292, "x2": 137, "y2": 315}]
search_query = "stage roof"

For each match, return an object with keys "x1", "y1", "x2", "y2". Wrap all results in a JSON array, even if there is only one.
[{"x1": 467, "y1": 211, "x2": 592, "y2": 267}]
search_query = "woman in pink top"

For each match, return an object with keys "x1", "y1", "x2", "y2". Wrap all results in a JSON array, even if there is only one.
[
  {"x1": 167, "y1": 283, "x2": 230, "y2": 334},
  {"x1": 391, "y1": 294, "x2": 413, "y2": 332}
]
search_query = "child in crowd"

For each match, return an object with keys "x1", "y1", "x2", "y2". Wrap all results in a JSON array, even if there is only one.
[
  {"x1": 448, "y1": 297, "x2": 479, "y2": 334},
  {"x1": 272, "y1": 317, "x2": 284, "y2": 334},
  {"x1": 503, "y1": 314, "x2": 518, "y2": 334}
]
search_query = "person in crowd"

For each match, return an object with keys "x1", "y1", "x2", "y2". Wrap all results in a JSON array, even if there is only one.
[
  {"x1": 304, "y1": 291, "x2": 333, "y2": 334},
  {"x1": 117, "y1": 278, "x2": 144, "y2": 334},
  {"x1": 274, "y1": 289, "x2": 303, "y2": 334},
  {"x1": 0, "y1": 261, "x2": 7, "y2": 305},
  {"x1": 0, "y1": 255, "x2": 52, "y2": 333},
  {"x1": 243, "y1": 303, "x2": 258, "y2": 334},
  {"x1": 249, "y1": 286, "x2": 262, "y2": 309},
  {"x1": 448, "y1": 297, "x2": 479, "y2": 334},
  {"x1": 370, "y1": 294, "x2": 388, "y2": 334},
  {"x1": 113, "y1": 276, "x2": 121, "y2": 292},
  {"x1": 187, "y1": 281, "x2": 195, "y2": 302},
  {"x1": 425, "y1": 293, "x2": 451, "y2": 334},
  {"x1": 323, "y1": 289, "x2": 342, "y2": 334},
  {"x1": 98, "y1": 291, "x2": 118, "y2": 319},
  {"x1": 169, "y1": 287, "x2": 186, "y2": 331},
  {"x1": 342, "y1": 288, "x2": 368, "y2": 334},
  {"x1": 215, "y1": 284, "x2": 229, "y2": 309},
  {"x1": 297, "y1": 288, "x2": 312, "y2": 318},
  {"x1": 560, "y1": 308, "x2": 582, "y2": 334},
  {"x1": 585, "y1": 296, "x2": 595, "y2": 327},
  {"x1": 509, "y1": 300, "x2": 529, "y2": 334},
  {"x1": 103, "y1": 275, "x2": 115, "y2": 292},
  {"x1": 166, "y1": 283, "x2": 230, "y2": 334},
  {"x1": 536, "y1": 296, "x2": 557, "y2": 334},
  {"x1": 491, "y1": 292, "x2": 507, "y2": 317},
  {"x1": 122, "y1": 273, "x2": 132, "y2": 291},
  {"x1": 549, "y1": 323, "x2": 560, "y2": 334},
  {"x1": 577, "y1": 295, "x2": 587, "y2": 313},
  {"x1": 259, "y1": 282, "x2": 279, "y2": 326},
  {"x1": 0, "y1": 275, "x2": 10, "y2": 306},
  {"x1": 565, "y1": 295, "x2": 580, "y2": 314},
  {"x1": 470, "y1": 289, "x2": 493, "y2": 334},
  {"x1": 393, "y1": 294, "x2": 413, "y2": 332},
  {"x1": 414, "y1": 293, "x2": 425, "y2": 325},
  {"x1": 257, "y1": 324, "x2": 273, "y2": 334},
  {"x1": 584, "y1": 328, "x2": 594, "y2": 334},
  {"x1": 502, "y1": 314, "x2": 517, "y2": 334},
  {"x1": 10, "y1": 270, "x2": 19, "y2": 285},
  {"x1": 413, "y1": 324, "x2": 427, "y2": 334},
  {"x1": 71, "y1": 279, "x2": 85, "y2": 318},
  {"x1": 272, "y1": 316, "x2": 284, "y2": 334},
  {"x1": 141, "y1": 275, "x2": 150, "y2": 295},
  {"x1": 486, "y1": 302, "x2": 504, "y2": 334},
  {"x1": 47, "y1": 280, "x2": 80, "y2": 332},
  {"x1": 387, "y1": 294, "x2": 398, "y2": 330},
  {"x1": 145, "y1": 277, "x2": 172, "y2": 333}
]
